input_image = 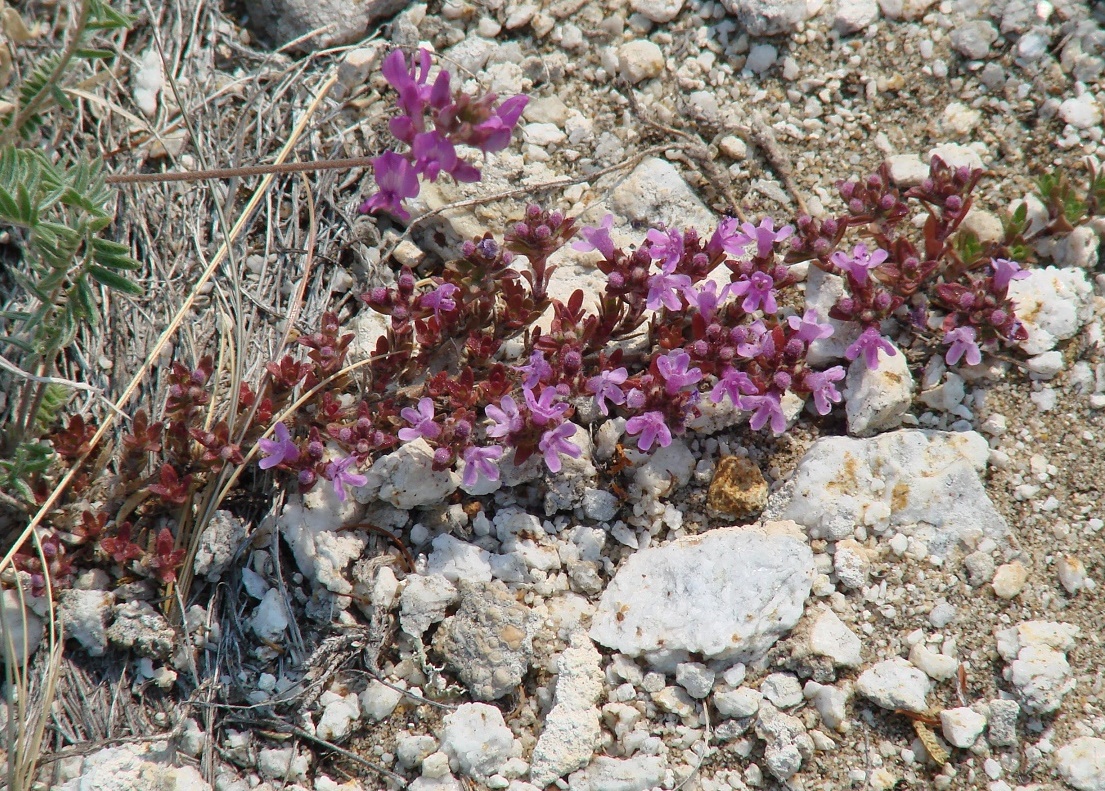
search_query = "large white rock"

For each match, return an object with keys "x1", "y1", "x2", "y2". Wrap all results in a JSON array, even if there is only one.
[
  {"x1": 1058, "y1": 737, "x2": 1105, "y2": 791},
  {"x1": 609, "y1": 158, "x2": 716, "y2": 236},
  {"x1": 590, "y1": 523, "x2": 814, "y2": 664},
  {"x1": 316, "y1": 691, "x2": 360, "y2": 741},
  {"x1": 567, "y1": 755, "x2": 667, "y2": 791},
  {"x1": 58, "y1": 589, "x2": 113, "y2": 657},
  {"x1": 426, "y1": 534, "x2": 493, "y2": 584},
  {"x1": 529, "y1": 633, "x2": 604, "y2": 787},
  {"x1": 803, "y1": 267, "x2": 860, "y2": 366},
  {"x1": 399, "y1": 574, "x2": 458, "y2": 638},
  {"x1": 995, "y1": 621, "x2": 1079, "y2": 714},
  {"x1": 630, "y1": 0, "x2": 685, "y2": 22},
  {"x1": 856, "y1": 657, "x2": 932, "y2": 713},
  {"x1": 1007, "y1": 267, "x2": 1093, "y2": 356},
  {"x1": 843, "y1": 345, "x2": 914, "y2": 437},
  {"x1": 55, "y1": 744, "x2": 213, "y2": 791},
  {"x1": 355, "y1": 438, "x2": 459, "y2": 510},
  {"x1": 940, "y1": 707, "x2": 987, "y2": 749},
  {"x1": 279, "y1": 495, "x2": 365, "y2": 595},
  {"x1": 440, "y1": 704, "x2": 515, "y2": 781},
  {"x1": 779, "y1": 430, "x2": 1007, "y2": 558},
  {"x1": 756, "y1": 702, "x2": 814, "y2": 781}
]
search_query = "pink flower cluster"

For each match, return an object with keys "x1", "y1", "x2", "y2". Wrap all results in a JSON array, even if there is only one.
[{"x1": 359, "y1": 49, "x2": 528, "y2": 221}]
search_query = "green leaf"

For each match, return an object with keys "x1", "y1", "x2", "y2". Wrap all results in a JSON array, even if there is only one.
[
  {"x1": 88, "y1": 264, "x2": 143, "y2": 295},
  {"x1": 73, "y1": 276, "x2": 98, "y2": 323},
  {"x1": 91, "y1": 237, "x2": 140, "y2": 270},
  {"x1": 74, "y1": 47, "x2": 117, "y2": 60}
]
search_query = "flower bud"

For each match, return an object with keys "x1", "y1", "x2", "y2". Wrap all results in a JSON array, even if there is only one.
[
  {"x1": 433, "y1": 447, "x2": 452, "y2": 467},
  {"x1": 398, "y1": 270, "x2": 415, "y2": 291},
  {"x1": 813, "y1": 238, "x2": 832, "y2": 256},
  {"x1": 526, "y1": 204, "x2": 542, "y2": 220},
  {"x1": 548, "y1": 211, "x2": 564, "y2": 227},
  {"x1": 476, "y1": 238, "x2": 499, "y2": 258},
  {"x1": 944, "y1": 195, "x2": 963, "y2": 212},
  {"x1": 608, "y1": 271, "x2": 626, "y2": 289},
  {"x1": 836, "y1": 297, "x2": 855, "y2": 314},
  {"x1": 990, "y1": 309, "x2": 1007, "y2": 325},
  {"x1": 773, "y1": 371, "x2": 793, "y2": 390},
  {"x1": 626, "y1": 389, "x2": 646, "y2": 409},
  {"x1": 337, "y1": 427, "x2": 352, "y2": 443},
  {"x1": 454, "y1": 420, "x2": 473, "y2": 440},
  {"x1": 849, "y1": 199, "x2": 865, "y2": 214},
  {"x1": 706, "y1": 322, "x2": 722, "y2": 341},
  {"x1": 867, "y1": 174, "x2": 884, "y2": 191},
  {"x1": 298, "y1": 468, "x2": 317, "y2": 487},
  {"x1": 719, "y1": 346, "x2": 735, "y2": 362},
  {"x1": 308, "y1": 440, "x2": 325, "y2": 458},
  {"x1": 513, "y1": 222, "x2": 530, "y2": 237},
  {"x1": 873, "y1": 291, "x2": 893, "y2": 311},
  {"x1": 563, "y1": 349, "x2": 582, "y2": 372},
  {"x1": 958, "y1": 292, "x2": 976, "y2": 310},
  {"x1": 839, "y1": 181, "x2": 856, "y2": 200},
  {"x1": 822, "y1": 219, "x2": 839, "y2": 236},
  {"x1": 878, "y1": 193, "x2": 897, "y2": 211},
  {"x1": 784, "y1": 338, "x2": 804, "y2": 358},
  {"x1": 692, "y1": 340, "x2": 709, "y2": 357},
  {"x1": 921, "y1": 178, "x2": 934, "y2": 192},
  {"x1": 535, "y1": 224, "x2": 552, "y2": 241},
  {"x1": 461, "y1": 240, "x2": 476, "y2": 257}
]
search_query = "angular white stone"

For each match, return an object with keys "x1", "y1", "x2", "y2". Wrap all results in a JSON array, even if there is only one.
[
  {"x1": 316, "y1": 691, "x2": 360, "y2": 741},
  {"x1": 1057, "y1": 737, "x2": 1105, "y2": 791},
  {"x1": 995, "y1": 621, "x2": 1079, "y2": 714},
  {"x1": 426, "y1": 535, "x2": 492, "y2": 584},
  {"x1": 714, "y1": 687, "x2": 762, "y2": 719},
  {"x1": 617, "y1": 41, "x2": 664, "y2": 84},
  {"x1": 856, "y1": 657, "x2": 932, "y2": 713},
  {"x1": 844, "y1": 343, "x2": 914, "y2": 437},
  {"x1": 1007, "y1": 267, "x2": 1093, "y2": 356},
  {"x1": 630, "y1": 0, "x2": 685, "y2": 22},
  {"x1": 356, "y1": 438, "x2": 459, "y2": 509},
  {"x1": 567, "y1": 755, "x2": 666, "y2": 791},
  {"x1": 399, "y1": 574, "x2": 458, "y2": 638},
  {"x1": 780, "y1": 429, "x2": 1006, "y2": 558},
  {"x1": 440, "y1": 704, "x2": 515, "y2": 780},
  {"x1": 361, "y1": 679, "x2": 405, "y2": 722},
  {"x1": 909, "y1": 643, "x2": 958, "y2": 681},
  {"x1": 940, "y1": 707, "x2": 986, "y2": 749},
  {"x1": 808, "y1": 607, "x2": 863, "y2": 668},
  {"x1": 251, "y1": 588, "x2": 289, "y2": 642},
  {"x1": 529, "y1": 633, "x2": 604, "y2": 787},
  {"x1": 590, "y1": 524, "x2": 814, "y2": 663},
  {"x1": 610, "y1": 158, "x2": 716, "y2": 236}
]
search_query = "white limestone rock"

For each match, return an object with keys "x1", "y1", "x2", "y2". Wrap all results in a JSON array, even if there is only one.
[
  {"x1": 1057, "y1": 737, "x2": 1105, "y2": 791},
  {"x1": 609, "y1": 158, "x2": 716, "y2": 236},
  {"x1": 630, "y1": 0, "x2": 685, "y2": 23},
  {"x1": 714, "y1": 687, "x2": 763, "y2": 719},
  {"x1": 927, "y1": 142, "x2": 985, "y2": 172},
  {"x1": 58, "y1": 589, "x2": 113, "y2": 657},
  {"x1": 803, "y1": 680, "x2": 850, "y2": 730},
  {"x1": 909, "y1": 643, "x2": 958, "y2": 681},
  {"x1": 995, "y1": 621, "x2": 1079, "y2": 714},
  {"x1": 761, "y1": 673, "x2": 804, "y2": 709},
  {"x1": 361, "y1": 679, "x2": 405, "y2": 722},
  {"x1": 843, "y1": 342, "x2": 914, "y2": 436},
  {"x1": 675, "y1": 662, "x2": 715, "y2": 699},
  {"x1": 399, "y1": 574, "x2": 458, "y2": 638},
  {"x1": 251, "y1": 588, "x2": 290, "y2": 643},
  {"x1": 833, "y1": 539, "x2": 871, "y2": 589},
  {"x1": 808, "y1": 607, "x2": 863, "y2": 668},
  {"x1": 279, "y1": 495, "x2": 365, "y2": 595},
  {"x1": 856, "y1": 657, "x2": 932, "y2": 713},
  {"x1": 316, "y1": 691, "x2": 360, "y2": 742},
  {"x1": 567, "y1": 755, "x2": 666, "y2": 791},
  {"x1": 54, "y1": 744, "x2": 213, "y2": 791},
  {"x1": 355, "y1": 438, "x2": 459, "y2": 509},
  {"x1": 779, "y1": 429, "x2": 1007, "y2": 559},
  {"x1": 940, "y1": 707, "x2": 987, "y2": 749},
  {"x1": 193, "y1": 510, "x2": 247, "y2": 580},
  {"x1": 426, "y1": 534, "x2": 493, "y2": 584},
  {"x1": 756, "y1": 702, "x2": 814, "y2": 781},
  {"x1": 630, "y1": 438, "x2": 697, "y2": 499},
  {"x1": 617, "y1": 41, "x2": 665, "y2": 84},
  {"x1": 440, "y1": 704, "x2": 516, "y2": 781},
  {"x1": 1007, "y1": 267, "x2": 1093, "y2": 355},
  {"x1": 719, "y1": 0, "x2": 810, "y2": 35},
  {"x1": 885, "y1": 154, "x2": 930, "y2": 188},
  {"x1": 834, "y1": 0, "x2": 879, "y2": 33},
  {"x1": 529, "y1": 633, "x2": 604, "y2": 787},
  {"x1": 258, "y1": 746, "x2": 310, "y2": 782},
  {"x1": 590, "y1": 523, "x2": 814, "y2": 664},
  {"x1": 803, "y1": 267, "x2": 859, "y2": 366}
]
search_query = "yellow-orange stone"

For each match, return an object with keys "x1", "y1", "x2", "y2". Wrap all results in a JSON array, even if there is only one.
[{"x1": 707, "y1": 456, "x2": 768, "y2": 520}]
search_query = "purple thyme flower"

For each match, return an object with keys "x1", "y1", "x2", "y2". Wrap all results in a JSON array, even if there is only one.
[
  {"x1": 991, "y1": 257, "x2": 1030, "y2": 291},
  {"x1": 787, "y1": 308, "x2": 834, "y2": 343},
  {"x1": 539, "y1": 422, "x2": 581, "y2": 474},
  {"x1": 830, "y1": 243, "x2": 889, "y2": 286},
  {"x1": 710, "y1": 367, "x2": 758, "y2": 406},
  {"x1": 803, "y1": 366, "x2": 846, "y2": 415},
  {"x1": 324, "y1": 455, "x2": 368, "y2": 502},
  {"x1": 742, "y1": 391, "x2": 787, "y2": 434},
  {"x1": 733, "y1": 319, "x2": 769, "y2": 358},
  {"x1": 524, "y1": 385, "x2": 570, "y2": 426},
  {"x1": 359, "y1": 151, "x2": 420, "y2": 221},
  {"x1": 462, "y1": 444, "x2": 504, "y2": 487},
  {"x1": 514, "y1": 349, "x2": 553, "y2": 390},
  {"x1": 720, "y1": 217, "x2": 794, "y2": 259},
  {"x1": 411, "y1": 130, "x2": 458, "y2": 181},
  {"x1": 646, "y1": 227, "x2": 685, "y2": 272},
  {"x1": 729, "y1": 271, "x2": 778, "y2": 314},
  {"x1": 845, "y1": 326, "x2": 898, "y2": 370},
  {"x1": 398, "y1": 397, "x2": 442, "y2": 442},
  {"x1": 646, "y1": 271, "x2": 692, "y2": 312},
  {"x1": 625, "y1": 387, "x2": 646, "y2": 410},
  {"x1": 380, "y1": 48, "x2": 437, "y2": 133},
  {"x1": 572, "y1": 213, "x2": 615, "y2": 259},
  {"x1": 486, "y1": 395, "x2": 523, "y2": 438},
  {"x1": 258, "y1": 422, "x2": 299, "y2": 470},
  {"x1": 586, "y1": 367, "x2": 628, "y2": 416},
  {"x1": 682, "y1": 280, "x2": 724, "y2": 322},
  {"x1": 656, "y1": 350, "x2": 703, "y2": 395},
  {"x1": 420, "y1": 282, "x2": 459, "y2": 318},
  {"x1": 473, "y1": 94, "x2": 529, "y2": 153},
  {"x1": 625, "y1": 411, "x2": 673, "y2": 452},
  {"x1": 944, "y1": 326, "x2": 983, "y2": 366}
]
